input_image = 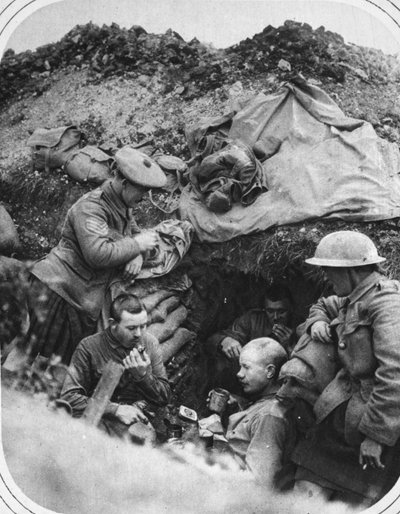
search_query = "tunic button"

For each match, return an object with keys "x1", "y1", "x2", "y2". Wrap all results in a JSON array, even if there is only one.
[{"x1": 338, "y1": 341, "x2": 346, "y2": 349}]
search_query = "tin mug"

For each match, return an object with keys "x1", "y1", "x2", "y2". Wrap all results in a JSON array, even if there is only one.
[{"x1": 208, "y1": 388, "x2": 230, "y2": 414}]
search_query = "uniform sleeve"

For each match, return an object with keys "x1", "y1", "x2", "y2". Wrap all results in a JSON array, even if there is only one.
[
  {"x1": 245, "y1": 412, "x2": 290, "y2": 488},
  {"x1": 305, "y1": 295, "x2": 342, "y2": 333},
  {"x1": 220, "y1": 311, "x2": 257, "y2": 346},
  {"x1": 358, "y1": 288, "x2": 400, "y2": 446},
  {"x1": 72, "y1": 200, "x2": 141, "y2": 269},
  {"x1": 129, "y1": 334, "x2": 171, "y2": 407},
  {"x1": 60, "y1": 342, "x2": 119, "y2": 418}
]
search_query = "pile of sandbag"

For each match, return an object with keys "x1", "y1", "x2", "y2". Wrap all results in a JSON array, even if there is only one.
[{"x1": 105, "y1": 272, "x2": 196, "y2": 364}]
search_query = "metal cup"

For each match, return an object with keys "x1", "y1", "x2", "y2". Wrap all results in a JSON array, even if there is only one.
[{"x1": 208, "y1": 388, "x2": 230, "y2": 414}]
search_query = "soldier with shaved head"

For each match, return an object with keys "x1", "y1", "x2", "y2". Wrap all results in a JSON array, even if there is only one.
[{"x1": 208, "y1": 337, "x2": 296, "y2": 490}]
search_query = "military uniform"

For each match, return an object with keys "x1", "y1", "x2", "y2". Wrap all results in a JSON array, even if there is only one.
[
  {"x1": 292, "y1": 271, "x2": 400, "y2": 499},
  {"x1": 226, "y1": 389, "x2": 296, "y2": 490},
  {"x1": 19, "y1": 147, "x2": 167, "y2": 366},
  {"x1": 60, "y1": 328, "x2": 170, "y2": 416},
  {"x1": 32, "y1": 180, "x2": 142, "y2": 320},
  {"x1": 27, "y1": 181, "x2": 144, "y2": 364}
]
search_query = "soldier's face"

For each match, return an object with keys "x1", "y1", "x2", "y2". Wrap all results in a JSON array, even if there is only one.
[
  {"x1": 237, "y1": 347, "x2": 273, "y2": 395},
  {"x1": 121, "y1": 181, "x2": 148, "y2": 207},
  {"x1": 112, "y1": 310, "x2": 148, "y2": 349},
  {"x1": 323, "y1": 267, "x2": 353, "y2": 296},
  {"x1": 264, "y1": 299, "x2": 290, "y2": 326}
]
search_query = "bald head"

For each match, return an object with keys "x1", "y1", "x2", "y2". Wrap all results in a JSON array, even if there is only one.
[
  {"x1": 237, "y1": 338, "x2": 288, "y2": 396},
  {"x1": 242, "y1": 338, "x2": 288, "y2": 370}
]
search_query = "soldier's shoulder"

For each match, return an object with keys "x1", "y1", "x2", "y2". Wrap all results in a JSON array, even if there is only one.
[
  {"x1": 71, "y1": 188, "x2": 105, "y2": 216},
  {"x1": 78, "y1": 332, "x2": 102, "y2": 349},
  {"x1": 258, "y1": 397, "x2": 287, "y2": 420},
  {"x1": 376, "y1": 277, "x2": 400, "y2": 293},
  {"x1": 78, "y1": 188, "x2": 103, "y2": 203}
]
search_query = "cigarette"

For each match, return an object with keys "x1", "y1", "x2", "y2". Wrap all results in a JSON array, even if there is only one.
[{"x1": 362, "y1": 464, "x2": 368, "y2": 470}]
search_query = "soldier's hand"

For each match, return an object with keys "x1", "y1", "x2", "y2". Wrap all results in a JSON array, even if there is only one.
[
  {"x1": 271, "y1": 324, "x2": 293, "y2": 347},
  {"x1": 123, "y1": 255, "x2": 143, "y2": 281},
  {"x1": 206, "y1": 390, "x2": 236, "y2": 409},
  {"x1": 310, "y1": 321, "x2": 332, "y2": 343},
  {"x1": 123, "y1": 348, "x2": 151, "y2": 380},
  {"x1": 220, "y1": 337, "x2": 242, "y2": 361},
  {"x1": 359, "y1": 437, "x2": 385, "y2": 470},
  {"x1": 135, "y1": 232, "x2": 158, "y2": 253},
  {"x1": 133, "y1": 400, "x2": 155, "y2": 420},
  {"x1": 115, "y1": 404, "x2": 149, "y2": 425}
]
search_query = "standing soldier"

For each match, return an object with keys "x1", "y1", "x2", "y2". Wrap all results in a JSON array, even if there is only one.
[
  {"x1": 24, "y1": 147, "x2": 167, "y2": 365},
  {"x1": 291, "y1": 231, "x2": 400, "y2": 507}
]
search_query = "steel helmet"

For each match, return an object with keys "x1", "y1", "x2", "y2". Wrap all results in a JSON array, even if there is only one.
[{"x1": 305, "y1": 231, "x2": 386, "y2": 267}]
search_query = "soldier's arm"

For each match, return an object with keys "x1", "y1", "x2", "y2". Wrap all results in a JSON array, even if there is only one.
[
  {"x1": 305, "y1": 295, "x2": 342, "y2": 333},
  {"x1": 221, "y1": 311, "x2": 255, "y2": 346},
  {"x1": 73, "y1": 201, "x2": 141, "y2": 269},
  {"x1": 358, "y1": 286, "x2": 400, "y2": 447}
]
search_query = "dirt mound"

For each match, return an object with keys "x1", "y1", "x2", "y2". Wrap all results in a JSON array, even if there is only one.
[
  {"x1": 0, "y1": 21, "x2": 225, "y2": 107},
  {"x1": 228, "y1": 20, "x2": 400, "y2": 84},
  {"x1": 3, "y1": 19, "x2": 400, "y2": 110}
]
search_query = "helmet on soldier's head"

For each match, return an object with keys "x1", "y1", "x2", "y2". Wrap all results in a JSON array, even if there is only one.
[
  {"x1": 305, "y1": 231, "x2": 386, "y2": 267},
  {"x1": 115, "y1": 147, "x2": 167, "y2": 188}
]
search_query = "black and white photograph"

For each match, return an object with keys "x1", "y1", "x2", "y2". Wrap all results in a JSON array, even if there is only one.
[{"x1": 1, "y1": 1, "x2": 400, "y2": 513}]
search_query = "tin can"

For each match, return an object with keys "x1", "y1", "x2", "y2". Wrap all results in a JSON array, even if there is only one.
[{"x1": 208, "y1": 388, "x2": 230, "y2": 414}]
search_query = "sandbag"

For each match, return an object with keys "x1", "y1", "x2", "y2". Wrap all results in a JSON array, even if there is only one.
[
  {"x1": 64, "y1": 146, "x2": 115, "y2": 185},
  {"x1": 148, "y1": 296, "x2": 180, "y2": 324},
  {"x1": 141, "y1": 289, "x2": 174, "y2": 312},
  {"x1": 125, "y1": 272, "x2": 192, "y2": 298},
  {"x1": 0, "y1": 205, "x2": 19, "y2": 255},
  {"x1": 160, "y1": 328, "x2": 195, "y2": 363},
  {"x1": 147, "y1": 305, "x2": 188, "y2": 343},
  {"x1": 27, "y1": 125, "x2": 81, "y2": 172}
]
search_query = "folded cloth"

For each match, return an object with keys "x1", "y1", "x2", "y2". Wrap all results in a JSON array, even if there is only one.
[{"x1": 199, "y1": 414, "x2": 224, "y2": 434}]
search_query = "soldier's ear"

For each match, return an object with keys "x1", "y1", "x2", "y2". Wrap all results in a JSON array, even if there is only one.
[
  {"x1": 266, "y1": 364, "x2": 276, "y2": 379},
  {"x1": 109, "y1": 317, "x2": 117, "y2": 328}
]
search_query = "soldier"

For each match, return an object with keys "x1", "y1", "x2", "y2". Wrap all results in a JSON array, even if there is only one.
[
  {"x1": 22, "y1": 147, "x2": 167, "y2": 365},
  {"x1": 206, "y1": 285, "x2": 295, "y2": 393},
  {"x1": 206, "y1": 338, "x2": 296, "y2": 490},
  {"x1": 60, "y1": 293, "x2": 170, "y2": 439},
  {"x1": 291, "y1": 231, "x2": 400, "y2": 507}
]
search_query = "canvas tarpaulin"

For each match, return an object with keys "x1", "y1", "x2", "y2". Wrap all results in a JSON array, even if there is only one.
[{"x1": 179, "y1": 78, "x2": 400, "y2": 243}]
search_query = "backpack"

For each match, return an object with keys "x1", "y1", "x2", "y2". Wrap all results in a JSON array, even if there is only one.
[
  {"x1": 27, "y1": 125, "x2": 82, "y2": 172},
  {"x1": 64, "y1": 146, "x2": 115, "y2": 185}
]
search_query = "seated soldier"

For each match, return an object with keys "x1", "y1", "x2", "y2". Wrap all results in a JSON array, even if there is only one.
[
  {"x1": 206, "y1": 284, "x2": 295, "y2": 393},
  {"x1": 60, "y1": 293, "x2": 170, "y2": 440},
  {"x1": 287, "y1": 231, "x2": 400, "y2": 508},
  {"x1": 205, "y1": 338, "x2": 296, "y2": 490}
]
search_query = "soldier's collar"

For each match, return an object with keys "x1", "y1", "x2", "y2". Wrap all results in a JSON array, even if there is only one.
[
  {"x1": 105, "y1": 327, "x2": 130, "y2": 356},
  {"x1": 348, "y1": 271, "x2": 383, "y2": 305}
]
